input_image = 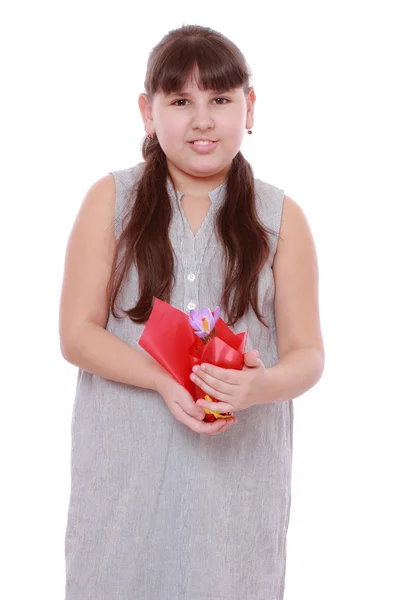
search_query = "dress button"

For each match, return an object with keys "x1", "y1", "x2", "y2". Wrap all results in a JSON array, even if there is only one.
[
  {"x1": 187, "y1": 302, "x2": 196, "y2": 310},
  {"x1": 187, "y1": 273, "x2": 196, "y2": 282}
]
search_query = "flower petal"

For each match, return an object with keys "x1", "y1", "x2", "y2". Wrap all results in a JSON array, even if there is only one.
[
  {"x1": 197, "y1": 308, "x2": 212, "y2": 332},
  {"x1": 189, "y1": 311, "x2": 203, "y2": 331},
  {"x1": 207, "y1": 306, "x2": 220, "y2": 331},
  {"x1": 189, "y1": 316, "x2": 202, "y2": 331},
  {"x1": 198, "y1": 307, "x2": 212, "y2": 323},
  {"x1": 195, "y1": 330, "x2": 209, "y2": 338},
  {"x1": 189, "y1": 309, "x2": 199, "y2": 320}
]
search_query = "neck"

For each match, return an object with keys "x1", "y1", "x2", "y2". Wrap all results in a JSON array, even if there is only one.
[{"x1": 167, "y1": 160, "x2": 229, "y2": 197}]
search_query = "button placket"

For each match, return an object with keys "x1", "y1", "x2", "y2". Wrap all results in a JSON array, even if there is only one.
[
  {"x1": 167, "y1": 178, "x2": 227, "y2": 314},
  {"x1": 185, "y1": 248, "x2": 199, "y2": 312}
]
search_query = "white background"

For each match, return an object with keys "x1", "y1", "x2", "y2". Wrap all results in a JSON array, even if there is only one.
[{"x1": 1, "y1": 1, "x2": 399, "y2": 598}]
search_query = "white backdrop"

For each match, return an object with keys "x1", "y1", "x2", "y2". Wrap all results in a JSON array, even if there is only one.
[{"x1": 1, "y1": 1, "x2": 399, "y2": 599}]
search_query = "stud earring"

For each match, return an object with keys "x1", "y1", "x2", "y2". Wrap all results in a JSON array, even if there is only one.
[
  {"x1": 147, "y1": 132, "x2": 154, "y2": 139},
  {"x1": 247, "y1": 129, "x2": 253, "y2": 135}
]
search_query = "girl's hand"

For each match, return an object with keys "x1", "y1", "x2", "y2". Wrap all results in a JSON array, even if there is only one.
[
  {"x1": 190, "y1": 349, "x2": 266, "y2": 415},
  {"x1": 156, "y1": 374, "x2": 237, "y2": 435}
]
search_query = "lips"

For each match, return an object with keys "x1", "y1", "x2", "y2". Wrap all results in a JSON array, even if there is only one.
[
  {"x1": 189, "y1": 139, "x2": 217, "y2": 143},
  {"x1": 188, "y1": 139, "x2": 219, "y2": 154}
]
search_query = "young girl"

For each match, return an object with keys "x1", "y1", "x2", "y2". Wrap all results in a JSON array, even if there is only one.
[{"x1": 60, "y1": 24, "x2": 324, "y2": 600}]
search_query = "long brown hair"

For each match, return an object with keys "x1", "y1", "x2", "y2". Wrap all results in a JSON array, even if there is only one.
[{"x1": 107, "y1": 24, "x2": 279, "y2": 328}]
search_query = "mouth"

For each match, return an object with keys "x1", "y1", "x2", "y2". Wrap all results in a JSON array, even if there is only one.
[
  {"x1": 189, "y1": 139, "x2": 218, "y2": 145},
  {"x1": 187, "y1": 139, "x2": 219, "y2": 154}
]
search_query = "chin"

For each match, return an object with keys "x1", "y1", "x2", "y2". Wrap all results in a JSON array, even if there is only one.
[
  {"x1": 187, "y1": 164, "x2": 225, "y2": 178},
  {"x1": 187, "y1": 154, "x2": 228, "y2": 168}
]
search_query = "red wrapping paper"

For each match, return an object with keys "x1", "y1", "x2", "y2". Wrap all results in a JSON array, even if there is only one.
[{"x1": 138, "y1": 298, "x2": 248, "y2": 421}]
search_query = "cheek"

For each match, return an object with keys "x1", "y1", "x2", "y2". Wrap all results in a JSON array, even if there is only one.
[
  {"x1": 223, "y1": 129, "x2": 245, "y2": 153},
  {"x1": 221, "y1": 111, "x2": 246, "y2": 141},
  {"x1": 157, "y1": 117, "x2": 186, "y2": 148}
]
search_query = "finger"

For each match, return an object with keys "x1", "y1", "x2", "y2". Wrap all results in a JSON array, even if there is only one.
[
  {"x1": 190, "y1": 369, "x2": 237, "y2": 396},
  {"x1": 208, "y1": 417, "x2": 236, "y2": 436},
  {"x1": 194, "y1": 363, "x2": 241, "y2": 385},
  {"x1": 196, "y1": 397, "x2": 235, "y2": 414},
  {"x1": 177, "y1": 397, "x2": 206, "y2": 421},
  {"x1": 244, "y1": 350, "x2": 259, "y2": 367},
  {"x1": 191, "y1": 375, "x2": 233, "y2": 404},
  {"x1": 198, "y1": 417, "x2": 234, "y2": 435},
  {"x1": 173, "y1": 403, "x2": 232, "y2": 435}
]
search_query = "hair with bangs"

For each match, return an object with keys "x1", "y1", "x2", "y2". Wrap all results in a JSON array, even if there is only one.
[
  {"x1": 145, "y1": 29, "x2": 249, "y2": 98},
  {"x1": 107, "y1": 24, "x2": 279, "y2": 327}
]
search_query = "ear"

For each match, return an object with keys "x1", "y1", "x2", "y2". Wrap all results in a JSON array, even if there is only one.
[
  {"x1": 245, "y1": 87, "x2": 256, "y2": 130},
  {"x1": 138, "y1": 93, "x2": 154, "y2": 136}
]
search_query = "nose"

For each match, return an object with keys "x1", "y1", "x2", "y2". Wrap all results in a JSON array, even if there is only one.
[{"x1": 191, "y1": 103, "x2": 215, "y2": 131}]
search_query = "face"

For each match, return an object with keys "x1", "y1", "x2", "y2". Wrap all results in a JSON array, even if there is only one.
[{"x1": 139, "y1": 73, "x2": 256, "y2": 189}]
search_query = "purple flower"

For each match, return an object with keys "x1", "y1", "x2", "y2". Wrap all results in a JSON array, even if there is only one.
[{"x1": 189, "y1": 306, "x2": 220, "y2": 340}]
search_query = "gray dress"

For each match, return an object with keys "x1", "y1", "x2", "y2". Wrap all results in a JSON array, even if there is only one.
[{"x1": 64, "y1": 162, "x2": 293, "y2": 600}]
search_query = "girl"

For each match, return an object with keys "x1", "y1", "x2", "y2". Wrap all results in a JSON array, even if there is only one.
[{"x1": 60, "y1": 24, "x2": 324, "y2": 600}]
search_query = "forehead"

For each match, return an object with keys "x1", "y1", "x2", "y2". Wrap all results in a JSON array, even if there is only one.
[
  {"x1": 163, "y1": 66, "x2": 239, "y2": 96},
  {"x1": 162, "y1": 81, "x2": 241, "y2": 96}
]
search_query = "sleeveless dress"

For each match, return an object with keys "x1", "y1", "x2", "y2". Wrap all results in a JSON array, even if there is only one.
[{"x1": 64, "y1": 162, "x2": 294, "y2": 600}]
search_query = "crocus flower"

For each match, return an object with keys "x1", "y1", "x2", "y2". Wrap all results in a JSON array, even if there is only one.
[{"x1": 189, "y1": 306, "x2": 220, "y2": 343}]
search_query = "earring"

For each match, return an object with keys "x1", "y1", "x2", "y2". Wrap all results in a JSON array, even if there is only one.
[
  {"x1": 147, "y1": 132, "x2": 154, "y2": 139},
  {"x1": 247, "y1": 129, "x2": 253, "y2": 135}
]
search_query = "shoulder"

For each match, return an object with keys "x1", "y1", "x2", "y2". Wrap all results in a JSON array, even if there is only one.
[
  {"x1": 108, "y1": 162, "x2": 146, "y2": 189},
  {"x1": 254, "y1": 177, "x2": 284, "y2": 205},
  {"x1": 77, "y1": 163, "x2": 146, "y2": 243},
  {"x1": 253, "y1": 175, "x2": 312, "y2": 254},
  {"x1": 253, "y1": 176, "x2": 285, "y2": 225},
  {"x1": 253, "y1": 177, "x2": 285, "y2": 225},
  {"x1": 275, "y1": 194, "x2": 314, "y2": 257},
  {"x1": 80, "y1": 173, "x2": 116, "y2": 213},
  {"x1": 107, "y1": 162, "x2": 146, "y2": 240},
  {"x1": 251, "y1": 177, "x2": 285, "y2": 265}
]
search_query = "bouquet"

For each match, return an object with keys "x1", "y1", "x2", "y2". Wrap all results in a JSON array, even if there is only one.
[{"x1": 138, "y1": 298, "x2": 248, "y2": 421}]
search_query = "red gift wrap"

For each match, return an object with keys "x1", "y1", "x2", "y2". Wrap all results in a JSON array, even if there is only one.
[{"x1": 138, "y1": 298, "x2": 248, "y2": 421}]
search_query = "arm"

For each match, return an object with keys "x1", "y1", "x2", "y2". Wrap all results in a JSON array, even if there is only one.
[
  {"x1": 264, "y1": 194, "x2": 325, "y2": 403},
  {"x1": 261, "y1": 347, "x2": 324, "y2": 404},
  {"x1": 59, "y1": 174, "x2": 172, "y2": 393},
  {"x1": 62, "y1": 323, "x2": 174, "y2": 392}
]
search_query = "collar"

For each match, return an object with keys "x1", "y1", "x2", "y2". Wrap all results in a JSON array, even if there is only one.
[{"x1": 166, "y1": 176, "x2": 228, "y2": 207}]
